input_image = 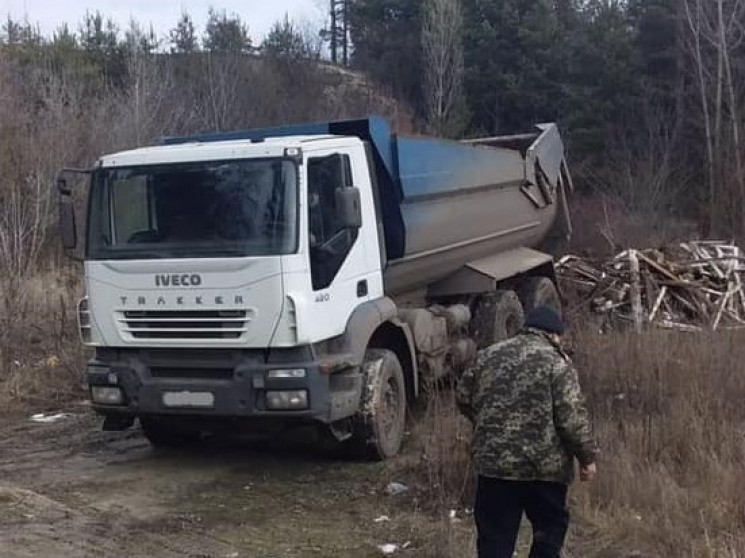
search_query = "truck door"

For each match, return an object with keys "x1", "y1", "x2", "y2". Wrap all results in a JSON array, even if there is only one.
[{"x1": 305, "y1": 151, "x2": 380, "y2": 338}]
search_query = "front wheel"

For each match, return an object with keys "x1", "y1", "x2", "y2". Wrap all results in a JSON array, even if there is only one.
[{"x1": 351, "y1": 349, "x2": 407, "y2": 460}]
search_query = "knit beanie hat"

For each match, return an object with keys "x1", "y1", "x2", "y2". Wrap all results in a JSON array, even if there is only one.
[{"x1": 524, "y1": 306, "x2": 565, "y2": 335}]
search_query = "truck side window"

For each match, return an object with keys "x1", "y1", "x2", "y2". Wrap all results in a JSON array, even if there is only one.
[{"x1": 308, "y1": 154, "x2": 357, "y2": 291}]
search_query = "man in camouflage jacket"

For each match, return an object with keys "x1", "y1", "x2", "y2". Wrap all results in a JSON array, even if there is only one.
[{"x1": 457, "y1": 305, "x2": 598, "y2": 558}]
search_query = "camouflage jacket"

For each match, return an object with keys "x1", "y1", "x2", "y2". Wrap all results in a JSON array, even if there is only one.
[{"x1": 456, "y1": 328, "x2": 597, "y2": 484}]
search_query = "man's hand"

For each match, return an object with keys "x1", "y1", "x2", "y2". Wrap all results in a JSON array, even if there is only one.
[{"x1": 580, "y1": 462, "x2": 597, "y2": 482}]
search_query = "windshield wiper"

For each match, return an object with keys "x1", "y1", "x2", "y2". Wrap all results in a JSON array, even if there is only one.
[
  {"x1": 186, "y1": 248, "x2": 251, "y2": 257},
  {"x1": 104, "y1": 250, "x2": 174, "y2": 259}
]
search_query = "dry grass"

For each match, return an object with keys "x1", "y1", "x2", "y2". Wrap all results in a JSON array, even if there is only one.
[
  {"x1": 569, "y1": 328, "x2": 745, "y2": 557},
  {"x1": 0, "y1": 269, "x2": 88, "y2": 409},
  {"x1": 394, "y1": 327, "x2": 745, "y2": 557},
  {"x1": 385, "y1": 386, "x2": 477, "y2": 556}
]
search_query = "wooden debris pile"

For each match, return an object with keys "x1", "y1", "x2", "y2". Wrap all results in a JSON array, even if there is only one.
[{"x1": 557, "y1": 241, "x2": 745, "y2": 331}]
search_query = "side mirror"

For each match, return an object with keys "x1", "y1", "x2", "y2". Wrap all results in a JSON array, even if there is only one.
[
  {"x1": 59, "y1": 196, "x2": 77, "y2": 251},
  {"x1": 336, "y1": 187, "x2": 362, "y2": 230},
  {"x1": 55, "y1": 167, "x2": 91, "y2": 260}
]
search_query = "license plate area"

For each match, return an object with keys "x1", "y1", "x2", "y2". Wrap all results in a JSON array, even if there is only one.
[{"x1": 162, "y1": 390, "x2": 215, "y2": 409}]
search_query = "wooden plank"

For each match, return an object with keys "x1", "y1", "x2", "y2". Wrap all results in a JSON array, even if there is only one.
[
  {"x1": 629, "y1": 250, "x2": 643, "y2": 332},
  {"x1": 649, "y1": 286, "x2": 668, "y2": 323},
  {"x1": 657, "y1": 320, "x2": 701, "y2": 332},
  {"x1": 667, "y1": 288, "x2": 705, "y2": 317},
  {"x1": 713, "y1": 287, "x2": 738, "y2": 330},
  {"x1": 636, "y1": 251, "x2": 686, "y2": 283}
]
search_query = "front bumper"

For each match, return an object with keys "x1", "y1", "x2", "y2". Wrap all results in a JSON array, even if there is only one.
[{"x1": 85, "y1": 347, "x2": 363, "y2": 423}]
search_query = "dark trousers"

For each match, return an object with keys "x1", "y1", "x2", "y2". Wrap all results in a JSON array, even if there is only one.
[{"x1": 474, "y1": 476, "x2": 569, "y2": 558}]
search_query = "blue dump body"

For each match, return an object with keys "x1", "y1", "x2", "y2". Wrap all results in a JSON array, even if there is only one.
[
  {"x1": 397, "y1": 136, "x2": 524, "y2": 200},
  {"x1": 164, "y1": 117, "x2": 567, "y2": 294}
]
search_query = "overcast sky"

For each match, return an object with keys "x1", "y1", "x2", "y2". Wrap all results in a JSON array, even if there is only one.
[{"x1": 4, "y1": 0, "x2": 325, "y2": 42}]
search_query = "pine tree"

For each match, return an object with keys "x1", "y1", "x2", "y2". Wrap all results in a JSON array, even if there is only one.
[
  {"x1": 462, "y1": 0, "x2": 564, "y2": 133},
  {"x1": 2, "y1": 15, "x2": 42, "y2": 46},
  {"x1": 203, "y1": 8, "x2": 251, "y2": 54},
  {"x1": 79, "y1": 11, "x2": 119, "y2": 55},
  {"x1": 347, "y1": 0, "x2": 423, "y2": 110},
  {"x1": 78, "y1": 11, "x2": 127, "y2": 87},
  {"x1": 170, "y1": 12, "x2": 198, "y2": 53},
  {"x1": 125, "y1": 20, "x2": 159, "y2": 54},
  {"x1": 564, "y1": 1, "x2": 642, "y2": 157},
  {"x1": 263, "y1": 15, "x2": 307, "y2": 60},
  {"x1": 52, "y1": 24, "x2": 77, "y2": 49}
]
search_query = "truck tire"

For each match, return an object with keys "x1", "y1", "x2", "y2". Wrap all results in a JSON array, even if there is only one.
[
  {"x1": 470, "y1": 289, "x2": 524, "y2": 349},
  {"x1": 352, "y1": 349, "x2": 407, "y2": 460},
  {"x1": 140, "y1": 416, "x2": 201, "y2": 448},
  {"x1": 519, "y1": 276, "x2": 562, "y2": 317}
]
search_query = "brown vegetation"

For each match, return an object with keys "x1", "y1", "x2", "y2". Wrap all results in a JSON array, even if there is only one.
[
  {"x1": 391, "y1": 327, "x2": 745, "y2": 557},
  {"x1": 567, "y1": 195, "x2": 699, "y2": 258},
  {"x1": 0, "y1": 272, "x2": 85, "y2": 408},
  {"x1": 572, "y1": 328, "x2": 745, "y2": 556}
]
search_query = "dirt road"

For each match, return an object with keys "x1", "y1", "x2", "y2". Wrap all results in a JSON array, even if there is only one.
[{"x1": 0, "y1": 405, "x2": 473, "y2": 558}]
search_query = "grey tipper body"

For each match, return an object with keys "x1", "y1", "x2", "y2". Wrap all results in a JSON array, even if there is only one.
[{"x1": 457, "y1": 328, "x2": 597, "y2": 484}]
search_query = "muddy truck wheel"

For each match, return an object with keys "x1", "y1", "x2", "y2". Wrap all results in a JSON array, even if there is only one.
[
  {"x1": 140, "y1": 416, "x2": 202, "y2": 448},
  {"x1": 352, "y1": 349, "x2": 406, "y2": 460},
  {"x1": 519, "y1": 276, "x2": 562, "y2": 317},
  {"x1": 470, "y1": 289, "x2": 525, "y2": 349}
]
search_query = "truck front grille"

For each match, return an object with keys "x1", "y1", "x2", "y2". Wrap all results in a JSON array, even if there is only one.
[
  {"x1": 118, "y1": 310, "x2": 249, "y2": 340},
  {"x1": 150, "y1": 367, "x2": 234, "y2": 380}
]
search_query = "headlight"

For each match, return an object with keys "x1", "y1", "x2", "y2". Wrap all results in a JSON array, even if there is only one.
[
  {"x1": 266, "y1": 390, "x2": 308, "y2": 410},
  {"x1": 91, "y1": 386, "x2": 124, "y2": 405},
  {"x1": 266, "y1": 369, "x2": 306, "y2": 379}
]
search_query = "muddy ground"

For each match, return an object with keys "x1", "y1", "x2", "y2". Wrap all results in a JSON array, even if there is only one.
[{"x1": 0, "y1": 404, "x2": 477, "y2": 558}]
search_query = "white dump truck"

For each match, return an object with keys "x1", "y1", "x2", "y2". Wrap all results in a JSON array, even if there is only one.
[{"x1": 57, "y1": 117, "x2": 572, "y2": 458}]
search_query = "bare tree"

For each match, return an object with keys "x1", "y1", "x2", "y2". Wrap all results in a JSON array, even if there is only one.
[
  {"x1": 0, "y1": 58, "x2": 79, "y2": 378},
  {"x1": 681, "y1": 0, "x2": 745, "y2": 237},
  {"x1": 203, "y1": 54, "x2": 243, "y2": 131},
  {"x1": 119, "y1": 41, "x2": 180, "y2": 146},
  {"x1": 421, "y1": 0, "x2": 464, "y2": 137}
]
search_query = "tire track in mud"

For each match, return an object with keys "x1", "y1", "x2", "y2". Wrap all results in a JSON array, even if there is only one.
[
  {"x1": 0, "y1": 412, "x2": 244, "y2": 558},
  {"x1": 0, "y1": 409, "x2": 400, "y2": 558}
]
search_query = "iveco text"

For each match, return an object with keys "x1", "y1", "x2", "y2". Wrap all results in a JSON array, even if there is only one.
[{"x1": 154, "y1": 273, "x2": 203, "y2": 287}]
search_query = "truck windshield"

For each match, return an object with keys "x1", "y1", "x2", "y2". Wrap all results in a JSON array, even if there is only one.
[{"x1": 87, "y1": 158, "x2": 298, "y2": 259}]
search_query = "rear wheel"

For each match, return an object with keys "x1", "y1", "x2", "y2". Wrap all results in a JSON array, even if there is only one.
[
  {"x1": 470, "y1": 289, "x2": 525, "y2": 348},
  {"x1": 140, "y1": 416, "x2": 202, "y2": 448},
  {"x1": 519, "y1": 276, "x2": 562, "y2": 317},
  {"x1": 351, "y1": 349, "x2": 407, "y2": 460}
]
